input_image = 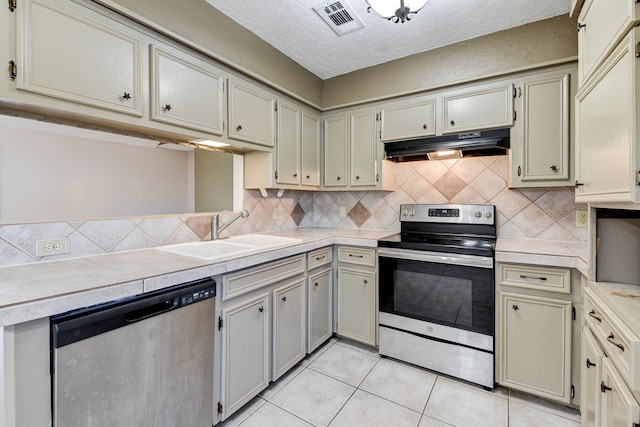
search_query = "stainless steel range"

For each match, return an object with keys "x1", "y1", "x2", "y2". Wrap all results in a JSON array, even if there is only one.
[{"x1": 377, "y1": 203, "x2": 496, "y2": 388}]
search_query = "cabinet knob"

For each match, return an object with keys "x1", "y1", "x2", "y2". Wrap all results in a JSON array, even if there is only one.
[
  {"x1": 236, "y1": 125, "x2": 243, "y2": 131},
  {"x1": 281, "y1": 296, "x2": 287, "y2": 302},
  {"x1": 314, "y1": 282, "x2": 319, "y2": 287},
  {"x1": 163, "y1": 104, "x2": 172, "y2": 112},
  {"x1": 600, "y1": 381, "x2": 612, "y2": 393},
  {"x1": 586, "y1": 358, "x2": 596, "y2": 369},
  {"x1": 577, "y1": 22, "x2": 586, "y2": 32},
  {"x1": 363, "y1": 279, "x2": 368, "y2": 284},
  {"x1": 512, "y1": 305, "x2": 519, "y2": 311},
  {"x1": 422, "y1": 124, "x2": 427, "y2": 129},
  {"x1": 293, "y1": 173, "x2": 298, "y2": 178},
  {"x1": 258, "y1": 306, "x2": 264, "y2": 312},
  {"x1": 306, "y1": 174, "x2": 310, "y2": 179},
  {"x1": 122, "y1": 92, "x2": 131, "y2": 100},
  {"x1": 450, "y1": 120, "x2": 455, "y2": 126},
  {"x1": 337, "y1": 176, "x2": 341, "y2": 181},
  {"x1": 550, "y1": 165, "x2": 558, "y2": 172},
  {"x1": 356, "y1": 176, "x2": 360, "y2": 180}
]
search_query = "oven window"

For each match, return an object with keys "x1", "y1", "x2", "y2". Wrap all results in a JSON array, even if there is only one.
[{"x1": 379, "y1": 257, "x2": 494, "y2": 336}]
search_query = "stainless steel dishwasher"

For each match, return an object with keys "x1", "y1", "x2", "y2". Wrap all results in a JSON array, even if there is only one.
[{"x1": 50, "y1": 278, "x2": 216, "y2": 427}]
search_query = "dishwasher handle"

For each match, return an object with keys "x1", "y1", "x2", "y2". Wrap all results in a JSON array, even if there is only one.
[{"x1": 125, "y1": 298, "x2": 179, "y2": 324}]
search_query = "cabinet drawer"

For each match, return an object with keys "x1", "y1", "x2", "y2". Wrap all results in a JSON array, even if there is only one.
[
  {"x1": 308, "y1": 247, "x2": 332, "y2": 270},
  {"x1": 499, "y1": 264, "x2": 570, "y2": 294},
  {"x1": 337, "y1": 246, "x2": 376, "y2": 267},
  {"x1": 222, "y1": 254, "x2": 305, "y2": 301},
  {"x1": 584, "y1": 288, "x2": 640, "y2": 390}
]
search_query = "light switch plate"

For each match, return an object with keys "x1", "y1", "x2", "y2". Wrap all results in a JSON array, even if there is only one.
[{"x1": 339, "y1": 206, "x2": 347, "y2": 218}]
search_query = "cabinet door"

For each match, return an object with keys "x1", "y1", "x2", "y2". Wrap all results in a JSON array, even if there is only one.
[
  {"x1": 150, "y1": 44, "x2": 224, "y2": 135},
  {"x1": 442, "y1": 83, "x2": 514, "y2": 134},
  {"x1": 511, "y1": 71, "x2": 572, "y2": 186},
  {"x1": 337, "y1": 266, "x2": 376, "y2": 346},
  {"x1": 308, "y1": 267, "x2": 333, "y2": 353},
  {"x1": 380, "y1": 97, "x2": 436, "y2": 142},
  {"x1": 499, "y1": 292, "x2": 572, "y2": 403},
  {"x1": 272, "y1": 279, "x2": 306, "y2": 380},
  {"x1": 350, "y1": 109, "x2": 377, "y2": 187},
  {"x1": 221, "y1": 293, "x2": 270, "y2": 418},
  {"x1": 228, "y1": 79, "x2": 276, "y2": 148},
  {"x1": 301, "y1": 110, "x2": 321, "y2": 187},
  {"x1": 16, "y1": 0, "x2": 142, "y2": 116},
  {"x1": 600, "y1": 358, "x2": 640, "y2": 427},
  {"x1": 581, "y1": 326, "x2": 605, "y2": 427},
  {"x1": 323, "y1": 113, "x2": 348, "y2": 187},
  {"x1": 576, "y1": 29, "x2": 640, "y2": 203},
  {"x1": 577, "y1": 0, "x2": 640, "y2": 84},
  {"x1": 276, "y1": 100, "x2": 301, "y2": 185}
]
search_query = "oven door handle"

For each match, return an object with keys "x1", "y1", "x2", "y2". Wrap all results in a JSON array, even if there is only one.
[{"x1": 378, "y1": 248, "x2": 494, "y2": 269}]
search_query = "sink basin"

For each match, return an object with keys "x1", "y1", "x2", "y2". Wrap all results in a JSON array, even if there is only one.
[
  {"x1": 156, "y1": 234, "x2": 302, "y2": 260},
  {"x1": 227, "y1": 234, "x2": 302, "y2": 249},
  {"x1": 156, "y1": 240, "x2": 255, "y2": 260}
]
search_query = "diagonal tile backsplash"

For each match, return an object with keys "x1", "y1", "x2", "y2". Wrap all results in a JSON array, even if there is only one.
[{"x1": 0, "y1": 155, "x2": 586, "y2": 267}]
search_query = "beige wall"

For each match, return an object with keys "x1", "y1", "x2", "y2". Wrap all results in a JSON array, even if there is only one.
[
  {"x1": 322, "y1": 15, "x2": 578, "y2": 109},
  {"x1": 105, "y1": 0, "x2": 324, "y2": 108}
]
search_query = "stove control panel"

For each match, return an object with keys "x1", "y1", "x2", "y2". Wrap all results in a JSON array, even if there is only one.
[{"x1": 400, "y1": 204, "x2": 495, "y2": 225}]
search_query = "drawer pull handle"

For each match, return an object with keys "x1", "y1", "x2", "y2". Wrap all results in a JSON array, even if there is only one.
[
  {"x1": 588, "y1": 310, "x2": 602, "y2": 322},
  {"x1": 315, "y1": 256, "x2": 326, "y2": 261},
  {"x1": 607, "y1": 333, "x2": 625, "y2": 351},
  {"x1": 600, "y1": 381, "x2": 612, "y2": 393},
  {"x1": 586, "y1": 358, "x2": 596, "y2": 369},
  {"x1": 349, "y1": 254, "x2": 364, "y2": 258},
  {"x1": 519, "y1": 275, "x2": 547, "y2": 281}
]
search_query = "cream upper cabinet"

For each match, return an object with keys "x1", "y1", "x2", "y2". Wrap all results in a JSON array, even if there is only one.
[
  {"x1": 510, "y1": 66, "x2": 575, "y2": 187},
  {"x1": 350, "y1": 108, "x2": 378, "y2": 187},
  {"x1": 301, "y1": 110, "x2": 321, "y2": 187},
  {"x1": 228, "y1": 78, "x2": 276, "y2": 148},
  {"x1": 276, "y1": 100, "x2": 301, "y2": 185},
  {"x1": 16, "y1": 0, "x2": 142, "y2": 116},
  {"x1": 150, "y1": 44, "x2": 224, "y2": 135},
  {"x1": 442, "y1": 83, "x2": 514, "y2": 134},
  {"x1": 323, "y1": 113, "x2": 349, "y2": 188},
  {"x1": 380, "y1": 96, "x2": 436, "y2": 142},
  {"x1": 576, "y1": 28, "x2": 640, "y2": 203},
  {"x1": 577, "y1": 0, "x2": 640, "y2": 85},
  {"x1": 499, "y1": 292, "x2": 573, "y2": 403}
]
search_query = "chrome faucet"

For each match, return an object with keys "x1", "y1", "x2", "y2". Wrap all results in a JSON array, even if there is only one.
[{"x1": 212, "y1": 209, "x2": 250, "y2": 240}]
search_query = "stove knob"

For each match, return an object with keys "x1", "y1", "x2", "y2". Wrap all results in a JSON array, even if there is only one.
[
  {"x1": 474, "y1": 211, "x2": 482, "y2": 218},
  {"x1": 485, "y1": 211, "x2": 492, "y2": 219}
]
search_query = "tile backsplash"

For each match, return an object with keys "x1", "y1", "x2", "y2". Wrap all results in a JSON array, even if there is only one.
[{"x1": 0, "y1": 155, "x2": 585, "y2": 267}]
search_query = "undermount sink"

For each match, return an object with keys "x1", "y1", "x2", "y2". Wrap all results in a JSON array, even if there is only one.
[{"x1": 156, "y1": 234, "x2": 302, "y2": 260}]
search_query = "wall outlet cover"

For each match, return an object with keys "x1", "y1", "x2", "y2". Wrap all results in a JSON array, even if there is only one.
[
  {"x1": 576, "y1": 210, "x2": 588, "y2": 228},
  {"x1": 339, "y1": 206, "x2": 347, "y2": 218},
  {"x1": 36, "y1": 237, "x2": 71, "y2": 257}
]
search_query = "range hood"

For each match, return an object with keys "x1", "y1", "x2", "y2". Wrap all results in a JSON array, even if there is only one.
[{"x1": 384, "y1": 128, "x2": 510, "y2": 162}]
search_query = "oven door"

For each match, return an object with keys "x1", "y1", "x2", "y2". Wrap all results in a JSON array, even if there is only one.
[{"x1": 378, "y1": 247, "x2": 494, "y2": 337}]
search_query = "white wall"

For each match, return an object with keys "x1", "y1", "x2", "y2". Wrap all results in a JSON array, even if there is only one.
[{"x1": 0, "y1": 116, "x2": 193, "y2": 224}]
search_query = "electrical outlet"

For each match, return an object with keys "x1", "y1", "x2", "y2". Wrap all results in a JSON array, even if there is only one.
[
  {"x1": 339, "y1": 206, "x2": 347, "y2": 218},
  {"x1": 36, "y1": 238, "x2": 71, "y2": 257},
  {"x1": 272, "y1": 206, "x2": 283, "y2": 220},
  {"x1": 576, "y1": 210, "x2": 588, "y2": 228}
]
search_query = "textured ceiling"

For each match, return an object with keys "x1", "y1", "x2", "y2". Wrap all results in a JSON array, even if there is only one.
[{"x1": 205, "y1": 0, "x2": 571, "y2": 79}]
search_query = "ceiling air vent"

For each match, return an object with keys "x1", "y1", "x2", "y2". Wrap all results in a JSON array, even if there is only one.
[{"x1": 313, "y1": 1, "x2": 365, "y2": 36}]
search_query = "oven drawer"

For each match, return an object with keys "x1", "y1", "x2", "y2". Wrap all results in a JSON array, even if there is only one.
[
  {"x1": 308, "y1": 247, "x2": 332, "y2": 270},
  {"x1": 338, "y1": 246, "x2": 376, "y2": 267},
  {"x1": 584, "y1": 288, "x2": 640, "y2": 391},
  {"x1": 498, "y1": 264, "x2": 570, "y2": 294}
]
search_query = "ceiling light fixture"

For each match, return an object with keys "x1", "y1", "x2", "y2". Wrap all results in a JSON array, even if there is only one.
[{"x1": 365, "y1": 0, "x2": 429, "y2": 23}]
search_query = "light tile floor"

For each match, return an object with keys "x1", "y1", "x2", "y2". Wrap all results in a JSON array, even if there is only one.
[{"x1": 220, "y1": 338, "x2": 581, "y2": 427}]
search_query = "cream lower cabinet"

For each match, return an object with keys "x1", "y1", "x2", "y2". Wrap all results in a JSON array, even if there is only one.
[
  {"x1": 510, "y1": 66, "x2": 576, "y2": 187},
  {"x1": 600, "y1": 357, "x2": 640, "y2": 426},
  {"x1": 581, "y1": 326, "x2": 605, "y2": 427},
  {"x1": 575, "y1": 27, "x2": 640, "y2": 203},
  {"x1": 308, "y1": 267, "x2": 333, "y2": 353},
  {"x1": 219, "y1": 292, "x2": 271, "y2": 418},
  {"x1": 336, "y1": 246, "x2": 377, "y2": 346},
  {"x1": 499, "y1": 292, "x2": 573, "y2": 403},
  {"x1": 272, "y1": 278, "x2": 306, "y2": 380},
  {"x1": 15, "y1": 0, "x2": 143, "y2": 116}
]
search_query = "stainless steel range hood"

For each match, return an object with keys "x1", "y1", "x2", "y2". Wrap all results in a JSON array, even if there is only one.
[{"x1": 384, "y1": 128, "x2": 510, "y2": 162}]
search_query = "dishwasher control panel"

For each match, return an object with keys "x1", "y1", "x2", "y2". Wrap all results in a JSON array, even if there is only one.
[{"x1": 181, "y1": 287, "x2": 215, "y2": 306}]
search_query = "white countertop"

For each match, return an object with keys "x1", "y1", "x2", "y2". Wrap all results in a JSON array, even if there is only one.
[
  {"x1": 496, "y1": 238, "x2": 589, "y2": 277},
  {"x1": 589, "y1": 281, "x2": 640, "y2": 338},
  {"x1": 0, "y1": 227, "x2": 394, "y2": 327}
]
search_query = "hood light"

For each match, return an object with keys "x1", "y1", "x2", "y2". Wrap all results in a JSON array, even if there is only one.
[
  {"x1": 190, "y1": 139, "x2": 230, "y2": 148},
  {"x1": 427, "y1": 149, "x2": 463, "y2": 160}
]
